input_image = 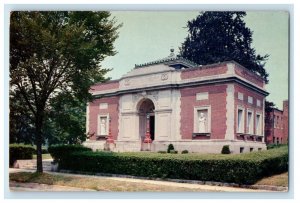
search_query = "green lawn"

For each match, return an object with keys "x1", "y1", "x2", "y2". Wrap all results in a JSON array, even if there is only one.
[
  {"x1": 9, "y1": 172, "x2": 214, "y2": 192},
  {"x1": 255, "y1": 172, "x2": 288, "y2": 187},
  {"x1": 32, "y1": 154, "x2": 52, "y2": 160}
]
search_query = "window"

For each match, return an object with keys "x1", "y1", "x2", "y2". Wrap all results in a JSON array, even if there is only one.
[
  {"x1": 194, "y1": 106, "x2": 211, "y2": 133},
  {"x1": 238, "y1": 92, "x2": 244, "y2": 100},
  {"x1": 257, "y1": 100, "x2": 261, "y2": 107},
  {"x1": 248, "y1": 96, "x2": 253, "y2": 104},
  {"x1": 237, "y1": 108, "x2": 245, "y2": 133},
  {"x1": 250, "y1": 147, "x2": 254, "y2": 152},
  {"x1": 255, "y1": 113, "x2": 262, "y2": 135},
  {"x1": 240, "y1": 147, "x2": 244, "y2": 153},
  {"x1": 258, "y1": 148, "x2": 262, "y2": 151},
  {"x1": 247, "y1": 110, "x2": 254, "y2": 134},
  {"x1": 98, "y1": 114, "x2": 109, "y2": 136}
]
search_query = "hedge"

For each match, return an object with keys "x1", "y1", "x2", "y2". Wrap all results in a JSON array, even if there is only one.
[
  {"x1": 9, "y1": 144, "x2": 35, "y2": 166},
  {"x1": 53, "y1": 146, "x2": 288, "y2": 185},
  {"x1": 48, "y1": 144, "x2": 92, "y2": 163}
]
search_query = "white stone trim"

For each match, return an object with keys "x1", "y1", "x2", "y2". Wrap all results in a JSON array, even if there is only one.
[
  {"x1": 255, "y1": 111, "x2": 263, "y2": 136},
  {"x1": 238, "y1": 92, "x2": 244, "y2": 100},
  {"x1": 90, "y1": 88, "x2": 119, "y2": 96},
  {"x1": 237, "y1": 106, "x2": 245, "y2": 133},
  {"x1": 97, "y1": 113, "x2": 110, "y2": 136},
  {"x1": 262, "y1": 98, "x2": 266, "y2": 143},
  {"x1": 246, "y1": 109, "x2": 254, "y2": 134},
  {"x1": 193, "y1": 105, "x2": 211, "y2": 133},
  {"x1": 248, "y1": 96, "x2": 253, "y2": 104},
  {"x1": 196, "y1": 92, "x2": 208, "y2": 101},
  {"x1": 99, "y1": 103, "x2": 108, "y2": 109},
  {"x1": 257, "y1": 99, "x2": 261, "y2": 107},
  {"x1": 225, "y1": 84, "x2": 235, "y2": 140}
]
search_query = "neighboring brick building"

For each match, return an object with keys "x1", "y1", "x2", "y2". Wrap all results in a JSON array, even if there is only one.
[
  {"x1": 265, "y1": 100, "x2": 289, "y2": 144},
  {"x1": 84, "y1": 50, "x2": 269, "y2": 153}
]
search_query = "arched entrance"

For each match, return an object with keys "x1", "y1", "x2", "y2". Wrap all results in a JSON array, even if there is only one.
[{"x1": 137, "y1": 98, "x2": 155, "y2": 141}]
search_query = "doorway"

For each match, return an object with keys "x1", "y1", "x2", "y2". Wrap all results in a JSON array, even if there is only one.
[
  {"x1": 137, "y1": 98, "x2": 155, "y2": 141},
  {"x1": 150, "y1": 115, "x2": 155, "y2": 140}
]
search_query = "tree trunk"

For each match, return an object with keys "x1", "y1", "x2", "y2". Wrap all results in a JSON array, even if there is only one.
[{"x1": 35, "y1": 114, "x2": 44, "y2": 173}]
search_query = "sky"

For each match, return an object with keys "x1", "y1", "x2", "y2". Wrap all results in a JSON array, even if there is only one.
[{"x1": 101, "y1": 11, "x2": 289, "y2": 109}]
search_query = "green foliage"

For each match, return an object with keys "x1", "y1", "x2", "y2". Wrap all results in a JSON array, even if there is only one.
[
  {"x1": 44, "y1": 93, "x2": 87, "y2": 145},
  {"x1": 169, "y1": 150, "x2": 178, "y2": 154},
  {"x1": 10, "y1": 11, "x2": 121, "y2": 171},
  {"x1": 221, "y1": 145, "x2": 231, "y2": 154},
  {"x1": 267, "y1": 144, "x2": 288, "y2": 150},
  {"x1": 181, "y1": 150, "x2": 189, "y2": 154},
  {"x1": 158, "y1": 151, "x2": 167, "y2": 154},
  {"x1": 48, "y1": 144, "x2": 92, "y2": 163},
  {"x1": 54, "y1": 146, "x2": 288, "y2": 185},
  {"x1": 9, "y1": 144, "x2": 35, "y2": 166},
  {"x1": 167, "y1": 144, "x2": 175, "y2": 153},
  {"x1": 180, "y1": 11, "x2": 269, "y2": 82}
]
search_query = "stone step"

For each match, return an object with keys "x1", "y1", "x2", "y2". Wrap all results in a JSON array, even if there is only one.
[{"x1": 14, "y1": 159, "x2": 54, "y2": 171}]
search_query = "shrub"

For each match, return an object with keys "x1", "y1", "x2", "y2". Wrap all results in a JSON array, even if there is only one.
[
  {"x1": 221, "y1": 145, "x2": 231, "y2": 154},
  {"x1": 54, "y1": 146, "x2": 288, "y2": 185},
  {"x1": 158, "y1": 151, "x2": 167, "y2": 154},
  {"x1": 167, "y1": 144, "x2": 174, "y2": 153},
  {"x1": 182, "y1": 150, "x2": 189, "y2": 154},
  {"x1": 42, "y1": 147, "x2": 48, "y2": 154},
  {"x1": 9, "y1": 144, "x2": 35, "y2": 166},
  {"x1": 169, "y1": 150, "x2": 178, "y2": 154},
  {"x1": 48, "y1": 144, "x2": 92, "y2": 163},
  {"x1": 267, "y1": 144, "x2": 288, "y2": 150}
]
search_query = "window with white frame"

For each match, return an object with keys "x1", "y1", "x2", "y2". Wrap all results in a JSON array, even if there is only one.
[
  {"x1": 255, "y1": 113, "x2": 262, "y2": 135},
  {"x1": 237, "y1": 107, "x2": 245, "y2": 133},
  {"x1": 98, "y1": 114, "x2": 109, "y2": 136},
  {"x1": 238, "y1": 92, "x2": 244, "y2": 100},
  {"x1": 257, "y1": 100, "x2": 261, "y2": 107},
  {"x1": 247, "y1": 110, "x2": 254, "y2": 134},
  {"x1": 248, "y1": 96, "x2": 253, "y2": 104},
  {"x1": 194, "y1": 106, "x2": 211, "y2": 133}
]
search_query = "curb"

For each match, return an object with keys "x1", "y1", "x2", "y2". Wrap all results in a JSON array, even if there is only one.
[{"x1": 58, "y1": 169, "x2": 287, "y2": 192}]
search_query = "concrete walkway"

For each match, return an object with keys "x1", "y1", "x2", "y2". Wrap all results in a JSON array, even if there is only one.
[
  {"x1": 10, "y1": 181, "x2": 96, "y2": 191},
  {"x1": 9, "y1": 168, "x2": 271, "y2": 192}
]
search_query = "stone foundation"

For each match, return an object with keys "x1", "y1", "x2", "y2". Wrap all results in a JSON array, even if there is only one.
[{"x1": 84, "y1": 139, "x2": 266, "y2": 154}]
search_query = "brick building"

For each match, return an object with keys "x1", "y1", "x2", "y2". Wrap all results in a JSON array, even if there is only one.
[
  {"x1": 85, "y1": 50, "x2": 269, "y2": 153},
  {"x1": 265, "y1": 100, "x2": 289, "y2": 144}
]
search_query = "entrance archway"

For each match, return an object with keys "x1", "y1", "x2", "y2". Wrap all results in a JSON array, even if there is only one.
[{"x1": 137, "y1": 98, "x2": 155, "y2": 141}]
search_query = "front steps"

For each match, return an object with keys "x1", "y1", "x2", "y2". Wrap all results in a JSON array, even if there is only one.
[{"x1": 13, "y1": 159, "x2": 53, "y2": 171}]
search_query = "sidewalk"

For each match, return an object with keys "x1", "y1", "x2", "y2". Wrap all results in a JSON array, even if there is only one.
[
  {"x1": 9, "y1": 168, "x2": 272, "y2": 192},
  {"x1": 10, "y1": 181, "x2": 96, "y2": 191}
]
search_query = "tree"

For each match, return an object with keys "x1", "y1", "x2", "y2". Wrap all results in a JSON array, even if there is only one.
[
  {"x1": 43, "y1": 92, "x2": 87, "y2": 146},
  {"x1": 10, "y1": 11, "x2": 121, "y2": 172},
  {"x1": 180, "y1": 11, "x2": 269, "y2": 82}
]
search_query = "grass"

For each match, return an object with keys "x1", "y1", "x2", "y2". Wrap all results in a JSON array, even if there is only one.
[
  {"x1": 9, "y1": 172, "x2": 214, "y2": 192},
  {"x1": 255, "y1": 172, "x2": 288, "y2": 187},
  {"x1": 32, "y1": 154, "x2": 52, "y2": 160}
]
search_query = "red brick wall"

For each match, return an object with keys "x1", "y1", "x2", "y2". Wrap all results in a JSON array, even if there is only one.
[
  {"x1": 234, "y1": 84, "x2": 264, "y2": 140},
  {"x1": 234, "y1": 65, "x2": 264, "y2": 88},
  {"x1": 181, "y1": 65, "x2": 227, "y2": 80},
  {"x1": 90, "y1": 80, "x2": 119, "y2": 92},
  {"x1": 88, "y1": 96, "x2": 119, "y2": 140},
  {"x1": 180, "y1": 84, "x2": 227, "y2": 139},
  {"x1": 283, "y1": 100, "x2": 289, "y2": 144}
]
